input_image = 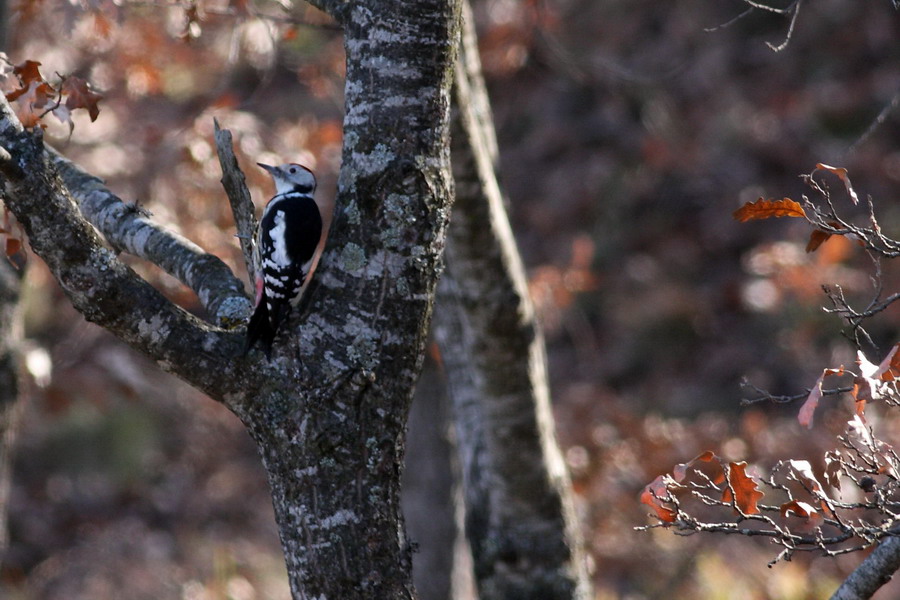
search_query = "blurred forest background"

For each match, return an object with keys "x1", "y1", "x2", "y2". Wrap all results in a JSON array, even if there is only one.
[{"x1": 2, "y1": 0, "x2": 900, "y2": 598}]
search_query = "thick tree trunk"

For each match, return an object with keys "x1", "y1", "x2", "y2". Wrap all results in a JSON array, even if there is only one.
[
  {"x1": 0, "y1": 0, "x2": 461, "y2": 597},
  {"x1": 217, "y1": 1, "x2": 464, "y2": 597},
  {"x1": 433, "y1": 2, "x2": 592, "y2": 598}
]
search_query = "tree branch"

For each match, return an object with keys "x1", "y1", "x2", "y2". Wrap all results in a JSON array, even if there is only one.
[
  {"x1": 830, "y1": 536, "x2": 900, "y2": 600},
  {"x1": 214, "y1": 118, "x2": 257, "y2": 288},
  {"x1": 0, "y1": 95, "x2": 255, "y2": 403},
  {"x1": 44, "y1": 146, "x2": 251, "y2": 326}
]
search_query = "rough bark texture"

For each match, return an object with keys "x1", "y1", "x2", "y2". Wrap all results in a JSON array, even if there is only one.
[
  {"x1": 432, "y1": 2, "x2": 592, "y2": 598},
  {"x1": 0, "y1": 0, "x2": 458, "y2": 600},
  {"x1": 0, "y1": 258, "x2": 21, "y2": 555},
  {"x1": 46, "y1": 147, "x2": 252, "y2": 326},
  {"x1": 0, "y1": 0, "x2": 461, "y2": 597},
  {"x1": 830, "y1": 537, "x2": 900, "y2": 600},
  {"x1": 214, "y1": 119, "x2": 257, "y2": 286},
  {"x1": 237, "y1": 2, "x2": 461, "y2": 596}
]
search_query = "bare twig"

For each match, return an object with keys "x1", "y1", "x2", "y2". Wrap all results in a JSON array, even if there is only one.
[{"x1": 213, "y1": 118, "x2": 257, "y2": 288}]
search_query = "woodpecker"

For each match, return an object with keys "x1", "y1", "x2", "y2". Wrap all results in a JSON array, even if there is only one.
[{"x1": 245, "y1": 162, "x2": 324, "y2": 358}]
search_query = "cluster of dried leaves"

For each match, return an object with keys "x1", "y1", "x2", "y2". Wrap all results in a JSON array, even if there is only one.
[
  {"x1": 0, "y1": 55, "x2": 103, "y2": 263},
  {"x1": 640, "y1": 164, "x2": 900, "y2": 564},
  {"x1": 1, "y1": 56, "x2": 102, "y2": 130}
]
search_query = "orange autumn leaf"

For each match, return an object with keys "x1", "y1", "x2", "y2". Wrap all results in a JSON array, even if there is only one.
[
  {"x1": 640, "y1": 475, "x2": 676, "y2": 523},
  {"x1": 806, "y1": 229, "x2": 832, "y2": 253},
  {"x1": 733, "y1": 198, "x2": 806, "y2": 222},
  {"x1": 779, "y1": 500, "x2": 823, "y2": 529},
  {"x1": 722, "y1": 461, "x2": 763, "y2": 515},
  {"x1": 672, "y1": 450, "x2": 717, "y2": 482}
]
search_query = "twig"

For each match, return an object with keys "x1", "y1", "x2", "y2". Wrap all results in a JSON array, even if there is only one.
[{"x1": 213, "y1": 118, "x2": 257, "y2": 287}]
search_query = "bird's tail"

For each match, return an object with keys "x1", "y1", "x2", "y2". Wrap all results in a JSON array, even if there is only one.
[{"x1": 244, "y1": 301, "x2": 276, "y2": 358}]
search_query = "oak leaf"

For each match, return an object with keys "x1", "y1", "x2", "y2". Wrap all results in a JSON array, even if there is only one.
[
  {"x1": 798, "y1": 367, "x2": 844, "y2": 429},
  {"x1": 733, "y1": 198, "x2": 806, "y2": 222},
  {"x1": 722, "y1": 461, "x2": 763, "y2": 515},
  {"x1": 672, "y1": 450, "x2": 716, "y2": 482},
  {"x1": 780, "y1": 500, "x2": 817, "y2": 519},
  {"x1": 640, "y1": 475, "x2": 676, "y2": 523},
  {"x1": 61, "y1": 76, "x2": 102, "y2": 122}
]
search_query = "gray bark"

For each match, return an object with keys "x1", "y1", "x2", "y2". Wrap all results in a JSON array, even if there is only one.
[
  {"x1": 433, "y1": 2, "x2": 592, "y2": 598},
  {"x1": 214, "y1": 120, "x2": 258, "y2": 287},
  {"x1": 0, "y1": 0, "x2": 461, "y2": 597},
  {"x1": 830, "y1": 537, "x2": 900, "y2": 600},
  {"x1": 46, "y1": 146, "x2": 252, "y2": 326},
  {"x1": 403, "y1": 365, "x2": 457, "y2": 600},
  {"x1": 0, "y1": 258, "x2": 21, "y2": 555}
]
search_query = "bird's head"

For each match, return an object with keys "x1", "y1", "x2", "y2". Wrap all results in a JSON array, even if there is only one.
[{"x1": 258, "y1": 162, "x2": 317, "y2": 196}]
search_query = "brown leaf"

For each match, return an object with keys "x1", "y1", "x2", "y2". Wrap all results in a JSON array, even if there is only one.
[
  {"x1": 640, "y1": 475, "x2": 676, "y2": 523},
  {"x1": 722, "y1": 461, "x2": 763, "y2": 515},
  {"x1": 780, "y1": 500, "x2": 817, "y2": 519},
  {"x1": 798, "y1": 367, "x2": 844, "y2": 429},
  {"x1": 824, "y1": 451, "x2": 842, "y2": 491},
  {"x1": 733, "y1": 198, "x2": 807, "y2": 222},
  {"x1": 93, "y1": 11, "x2": 113, "y2": 38},
  {"x1": 806, "y1": 229, "x2": 832, "y2": 253},
  {"x1": 816, "y1": 163, "x2": 860, "y2": 205},
  {"x1": 13, "y1": 60, "x2": 43, "y2": 86},
  {"x1": 61, "y1": 76, "x2": 102, "y2": 122},
  {"x1": 672, "y1": 450, "x2": 716, "y2": 482},
  {"x1": 874, "y1": 343, "x2": 900, "y2": 382}
]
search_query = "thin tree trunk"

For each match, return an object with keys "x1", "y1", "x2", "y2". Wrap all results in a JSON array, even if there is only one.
[
  {"x1": 433, "y1": 2, "x2": 592, "y2": 598},
  {"x1": 403, "y1": 364, "x2": 457, "y2": 600},
  {"x1": 0, "y1": 258, "x2": 22, "y2": 555}
]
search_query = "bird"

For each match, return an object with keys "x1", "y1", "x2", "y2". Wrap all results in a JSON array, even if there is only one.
[{"x1": 245, "y1": 162, "x2": 324, "y2": 358}]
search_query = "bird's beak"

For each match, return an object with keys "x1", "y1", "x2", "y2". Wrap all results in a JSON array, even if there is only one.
[{"x1": 257, "y1": 163, "x2": 276, "y2": 174}]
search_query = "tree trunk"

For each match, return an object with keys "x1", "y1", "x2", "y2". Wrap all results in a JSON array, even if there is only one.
[
  {"x1": 0, "y1": 0, "x2": 461, "y2": 597},
  {"x1": 0, "y1": 259, "x2": 22, "y2": 555},
  {"x1": 404, "y1": 363, "x2": 457, "y2": 600},
  {"x1": 433, "y1": 2, "x2": 592, "y2": 598}
]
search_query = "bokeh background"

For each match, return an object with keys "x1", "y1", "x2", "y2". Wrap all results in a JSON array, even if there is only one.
[{"x1": 2, "y1": 0, "x2": 900, "y2": 598}]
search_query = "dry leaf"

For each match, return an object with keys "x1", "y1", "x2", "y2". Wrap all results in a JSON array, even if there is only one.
[
  {"x1": 806, "y1": 229, "x2": 832, "y2": 253},
  {"x1": 816, "y1": 163, "x2": 860, "y2": 205},
  {"x1": 798, "y1": 367, "x2": 844, "y2": 429},
  {"x1": 722, "y1": 461, "x2": 764, "y2": 515},
  {"x1": 640, "y1": 475, "x2": 676, "y2": 523},
  {"x1": 874, "y1": 343, "x2": 900, "y2": 382},
  {"x1": 733, "y1": 198, "x2": 806, "y2": 222},
  {"x1": 672, "y1": 450, "x2": 716, "y2": 482},
  {"x1": 61, "y1": 76, "x2": 102, "y2": 122}
]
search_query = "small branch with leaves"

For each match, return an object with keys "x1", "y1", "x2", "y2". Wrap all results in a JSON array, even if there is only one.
[{"x1": 642, "y1": 165, "x2": 900, "y2": 598}]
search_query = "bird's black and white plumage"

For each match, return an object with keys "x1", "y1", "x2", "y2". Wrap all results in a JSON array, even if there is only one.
[{"x1": 245, "y1": 162, "x2": 323, "y2": 358}]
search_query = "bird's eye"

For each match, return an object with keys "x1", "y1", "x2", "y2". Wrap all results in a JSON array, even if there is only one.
[{"x1": 289, "y1": 167, "x2": 297, "y2": 174}]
